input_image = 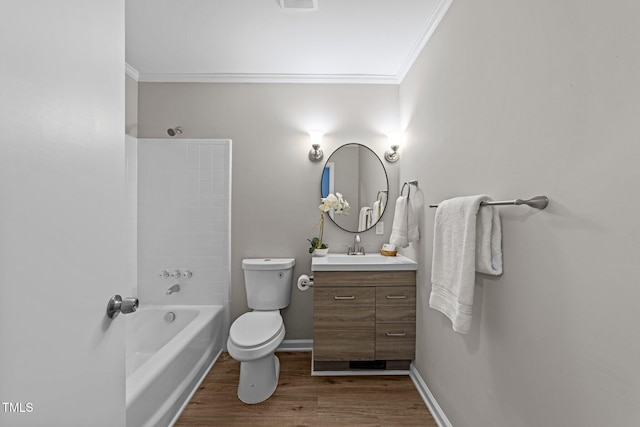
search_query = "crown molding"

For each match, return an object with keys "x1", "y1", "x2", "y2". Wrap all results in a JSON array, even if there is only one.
[
  {"x1": 135, "y1": 71, "x2": 400, "y2": 85},
  {"x1": 396, "y1": 0, "x2": 454, "y2": 83},
  {"x1": 125, "y1": 62, "x2": 139, "y2": 81},
  {"x1": 125, "y1": 0, "x2": 453, "y2": 85}
]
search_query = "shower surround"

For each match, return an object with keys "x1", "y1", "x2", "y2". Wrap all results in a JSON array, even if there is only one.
[{"x1": 137, "y1": 138, "x2": 231, "y2": 327}]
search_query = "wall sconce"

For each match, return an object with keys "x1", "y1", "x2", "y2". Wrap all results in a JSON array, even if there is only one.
[
  {"x1": 308, "y1": 130, "x2": 324, "y2": 162},
  {"x1": 384, "y1": 132, "x2": 403, "y2": 163}
]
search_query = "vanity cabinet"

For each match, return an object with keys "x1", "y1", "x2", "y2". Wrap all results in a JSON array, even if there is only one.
[{"x1": 313, "y1": 270, "x2": 416, "y2": 372}]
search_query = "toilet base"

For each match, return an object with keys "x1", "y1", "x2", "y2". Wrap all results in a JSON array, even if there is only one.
[{"x1": 237, "y1": 354, "x2": 281, "y2": 404}]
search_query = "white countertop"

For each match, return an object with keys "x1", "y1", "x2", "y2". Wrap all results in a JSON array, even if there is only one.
[{"x1": 311, "y1": 253, "x2": 418, "y2": 272}]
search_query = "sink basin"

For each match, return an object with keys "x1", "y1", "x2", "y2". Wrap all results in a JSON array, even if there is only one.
[{"x1": 311, "y1": 253, "x2": 417, "y2": 271}]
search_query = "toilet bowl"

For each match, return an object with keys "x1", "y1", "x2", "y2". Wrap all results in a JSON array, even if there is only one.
[
  {"x1": 227, "y1": 311, "x2": 286, "y2": 404},
  {"x1": 227, "y1": 258, "x2": 295, "y2": 404}
]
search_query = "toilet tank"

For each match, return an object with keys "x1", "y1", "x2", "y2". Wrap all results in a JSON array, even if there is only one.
[{"x1": 242, "y1": 258, "x2": 296, "y2": 310}]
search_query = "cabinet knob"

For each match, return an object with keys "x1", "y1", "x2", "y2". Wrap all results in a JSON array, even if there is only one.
[
  {"x1": 334, "y1": 296, "x2": 355, "y2": 300},
  {"x1": 386, "y1": 332, "x2": 407, "y2": 337},
  {"x1": 386, "y1": 295, "x2": 407, "y2": 299}
]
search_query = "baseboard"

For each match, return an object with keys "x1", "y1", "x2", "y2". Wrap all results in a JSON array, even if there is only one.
[
  {"x1": 276, "y1": 341, "x2": 451, "y2": 426},
  {"x1": 277, "y1": 339, "x2": 313, "y2": 352},
  {"x1": 409, "y1": 363, "x2": 453, "y2": 427}
]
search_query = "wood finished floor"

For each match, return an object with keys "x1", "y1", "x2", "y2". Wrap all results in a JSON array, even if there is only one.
[{"x1": 175, "y1": 352, "x2": 437, "y2": 427}]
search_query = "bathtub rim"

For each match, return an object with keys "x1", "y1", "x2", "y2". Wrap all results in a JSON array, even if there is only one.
[{"x1": 125, "y1": 304, "x2": 224, "y2": 409}]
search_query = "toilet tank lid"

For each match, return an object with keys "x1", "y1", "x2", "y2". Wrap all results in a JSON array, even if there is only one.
[{"x1": 242, "y1": 258, "x2": 296, "y2": 270}]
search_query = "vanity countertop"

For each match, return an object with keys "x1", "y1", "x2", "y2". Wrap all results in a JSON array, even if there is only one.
[{"x1": 311, "y1": 253, "x2": 418, "y2": 272}]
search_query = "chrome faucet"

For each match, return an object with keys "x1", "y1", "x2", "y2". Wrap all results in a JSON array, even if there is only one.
[
  {"x1": 167, "y1": 284, "x2": 181, "y2": 295},
  {"x1": 348, "y1": 234, "x2": 365, "y2": 255}
]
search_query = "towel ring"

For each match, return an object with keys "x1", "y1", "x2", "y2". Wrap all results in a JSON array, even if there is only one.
[
  {"x1": 400, "y1": 180, "x2": 418, "y2": 199},
  {"x1": 401, "y1": 182, "x2": 410, "y2": 198}
]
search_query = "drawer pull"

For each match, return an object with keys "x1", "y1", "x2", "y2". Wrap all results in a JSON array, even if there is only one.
[
  {"x1": 386, "y1": 332, "x2": 407, "y2": 337},
  {"x1": 386, "y1": 295, "x2": 407, "y2": 299},
  {"x1": 334, "y1": 296, "x2": 355, "y2": 300}
]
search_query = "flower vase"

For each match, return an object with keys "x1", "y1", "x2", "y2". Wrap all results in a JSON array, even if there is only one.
[{"x1": 313, "y1": 247, "x2": 329, "y2": 257}]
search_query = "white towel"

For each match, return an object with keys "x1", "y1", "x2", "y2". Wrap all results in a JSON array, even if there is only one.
[
  {"x1": 372, "y1": 200, "x2": 382, "y2": 223},
  {"x1": 379, "y1": 192, "x2": 387, "y2": 216},
  {"x1": 475, "y1": 202, "x2": 503, "y2": 275},
  {"x1": 429, "y1": 195, "x2": 502, "y2": 334},
  {"x1": 389, "y1": 196, "x2": 419, "y2": 248},
  {"x1": 358, "y1": 207, "x2": 372, "y2": 231}
]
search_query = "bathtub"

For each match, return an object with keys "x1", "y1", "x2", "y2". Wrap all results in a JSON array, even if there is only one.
[{"x1": 126, "y1": 305, "x2": 224, "y2": 427}]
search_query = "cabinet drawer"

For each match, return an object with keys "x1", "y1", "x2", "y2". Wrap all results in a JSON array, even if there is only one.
[
  {"x1": 314, "y1": 328, "x2": 375, "y2": 361},
  {"x1": 314, "y1": 287, "x2": 375, "y2": 328},
  {"x1": 376, "y1": 286, "x2": 416, "y2": 323},
  {"x1": 375, "y1": 323, "x2": 416, "y2": 360}
]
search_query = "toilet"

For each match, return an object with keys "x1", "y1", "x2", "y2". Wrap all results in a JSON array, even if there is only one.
[{"x1": 227, "y1": 258, "x2": 295, "y2": 404}]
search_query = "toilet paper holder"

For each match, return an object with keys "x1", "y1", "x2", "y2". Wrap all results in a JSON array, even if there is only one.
[{"x1": 297, "y1": 274, "x2": 314, "y2": 291}]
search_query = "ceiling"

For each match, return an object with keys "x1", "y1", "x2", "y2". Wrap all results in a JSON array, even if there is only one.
[{"x1": 125, "y1": 0, "x2": 451, "y2": 84}]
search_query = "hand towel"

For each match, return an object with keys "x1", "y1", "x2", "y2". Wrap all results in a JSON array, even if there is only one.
[
  {"x1": 429, "y1": 195, "x2": 501, "y2": 334},
  {"x1": 358, "y1": 207, "x2": 372, "y2": 231},
  {"x1": 372, "y1": 200, "x2": 382, "y2": 223},
  {"x1": 475, "y1": 203, "x2": 503, "y2": 275},
  {"x1": 378, "y1": 192, "x2": 387, "y2": 216},
  {"x1": 389, "y1": 196, "x2": 419, "y2": 248}
]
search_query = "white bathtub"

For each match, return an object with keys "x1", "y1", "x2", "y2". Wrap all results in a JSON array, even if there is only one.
[{"x1": 126, "y1": 305, "x2": 224, "y2": 427}]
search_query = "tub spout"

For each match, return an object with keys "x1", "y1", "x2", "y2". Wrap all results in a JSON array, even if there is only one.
[{"x1": 167, "y1": 284, "x2": 181, "y2": 295}]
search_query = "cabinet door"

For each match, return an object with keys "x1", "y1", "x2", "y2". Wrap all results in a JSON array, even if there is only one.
[
  {"x1": 313, "y1": 287, "x2": 375, "y2": 361},
  {"x1": 375, "y1": 323, "x2": 416, "y2": 360},
  {"x1": 376, "y1": 286, "x2": 416, "y2": 323}
]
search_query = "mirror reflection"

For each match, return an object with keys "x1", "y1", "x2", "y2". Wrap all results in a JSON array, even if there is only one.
[{"x1": 321, "y1": 143, "x2": 389, "y2": 233}]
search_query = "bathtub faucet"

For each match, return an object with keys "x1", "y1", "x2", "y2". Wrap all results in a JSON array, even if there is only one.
[{"x1": 167, "y1": 284, "x2": 181, "y2": 295}]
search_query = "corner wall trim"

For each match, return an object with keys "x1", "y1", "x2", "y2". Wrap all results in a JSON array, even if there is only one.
[
  {"x1": 125, "y1": 63, "x2": 140, "y2": 81},
  {"x1": 409, "y1": 363, "x2": 453, "y2": 427},
  {"x1": 277, "y1": 339, "x2": 313, "y2": 352},
  {"x1": 396, "y1": 0, "x2": 454, "y2": 83}
]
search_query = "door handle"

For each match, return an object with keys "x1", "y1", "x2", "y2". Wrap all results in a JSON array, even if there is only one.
[{"x1": 106, "y1": 295, "x2": 139, "y2": 319}]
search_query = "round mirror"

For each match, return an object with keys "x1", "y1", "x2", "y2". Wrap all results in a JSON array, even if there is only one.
[{"x1": 321, "y1": 143, "x2": 389, "y2": 233}]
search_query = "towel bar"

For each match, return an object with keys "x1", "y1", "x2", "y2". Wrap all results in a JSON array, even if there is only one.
[{"x1": 429, "y1": 195, "x2": 548, "y2": 210}]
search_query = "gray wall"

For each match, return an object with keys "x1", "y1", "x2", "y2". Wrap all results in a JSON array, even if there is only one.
[
  {"x1": 137, "y1": 83, "x2": 400, "y2": 338},
  {"x1": 399, "y1": 0, "x2": 640, "y2": 426}
]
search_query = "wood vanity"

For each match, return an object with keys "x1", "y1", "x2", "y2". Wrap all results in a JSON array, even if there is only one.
[{"x1": 311, "y1": 255, "x2": 417, "y2": 374}]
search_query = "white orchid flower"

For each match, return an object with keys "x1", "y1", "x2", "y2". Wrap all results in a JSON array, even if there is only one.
[
  {"x1": 319, "y1": 193, "x2": 339, "y2": 212},
  {"x1": 311, "y1": 193, "x2": 351, "y2": 253}
]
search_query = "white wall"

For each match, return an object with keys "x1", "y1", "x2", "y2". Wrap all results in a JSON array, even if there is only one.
[
  {"x1": 0, "y1": 1, "x2": 127, "y2": 426},
  {"x1": 125, "y1": 74, "x2": 138, "y2": 137},
  {"x1": 137, "y1": 139, "x2": 231, "y2": 316},
  {"x1": 137, "y1": 83, "x2": 400, "y2": 338},
  {"x1": 400, "y1": 0, "x2": 640, "y2": 426}
]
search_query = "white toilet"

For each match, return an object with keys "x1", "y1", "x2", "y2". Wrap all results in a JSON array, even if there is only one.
[{"x1": 227, "y1": 258, "x2": 295, "y2": 404}]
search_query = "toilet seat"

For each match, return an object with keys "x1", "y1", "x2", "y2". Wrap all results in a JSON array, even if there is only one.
[{"x1": 230, "y1": 311, "x2": 283, "y2": 348}]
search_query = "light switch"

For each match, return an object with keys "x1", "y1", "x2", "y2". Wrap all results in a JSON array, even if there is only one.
[{"x1": 375, "y1": 221, "x2": 384, "y2": 235}]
